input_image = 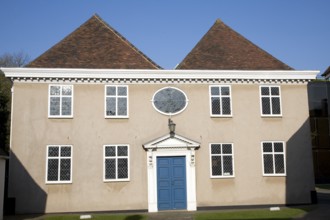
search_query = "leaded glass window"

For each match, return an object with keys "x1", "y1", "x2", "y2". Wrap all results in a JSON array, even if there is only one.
[
  {"x1": 152, "y1": 87, "x2": 188, "y2": 115},
  {"x1": 46, "y1": 145, "x2": 72, "y2": 183},
  {"x1": 210, "y1": 143, "x2": 234, "y2": 178},
  {"x1": 262, "y1": 142, "x2": 286, "y2": 176},
  {"x1": 49, "y1": 85, "x2": 73, "y2": 117},
  {"x1": 210, "y1": 86, "x2": 232, "y2": 116},
  {"x1": 105, "y1": 85, "x2": 128, "y2": 118},
  {"x1": 104, "y1": 145, "x2": 129, "y2": 181},
  {"x1": 260, "y1": 86, "x2": 281, "y2": 116}
]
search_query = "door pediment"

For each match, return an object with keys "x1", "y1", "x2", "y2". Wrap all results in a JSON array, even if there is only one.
[{"x1": 143, "y1": 134, "x2": 200, "y2": 150}]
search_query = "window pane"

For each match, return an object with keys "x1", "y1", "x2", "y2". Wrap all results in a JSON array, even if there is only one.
[
  {"x1": 106, "y1": 86, "x2": 116, "y2": 96},
  {"x1": 263, "y1": 155, "x2": 274, "y2": 174},
  {"x1": 62, "y1": 86, "x2": 72, "y2": 95},
  {"x1": 263, "y1": 143, "x2": 273, "y2": 152},
  {"x1": 118, "y1": 98, "x2": 127, "y2": 116},
  {"x1": 271, "y1": 87, "x2": 279, "y2": 95},
  {"x1": 47, "y1": 159, "x2": 59, "y2": 181},
  {"x1": 117, "y1": 146, "x2": 128, "y2": 156},
  {"x1": 153, "y1": 88, "x2": 186, "y2": 114},
  {"x1": 272, "y1": 97, "x2": 281, "y2": 114},
  {"x1": 118, "y1": 87, "x2": 127, "y2": 96},
  {"x1": 60, "y1": 159, "x2": 71, "y2": 181},
  {"x1": 211, "y1": 87, "x2": 220, "y2": 95},
  {"x1": 223, "y1": 156, "x2": 233, "y2": 175},
  {"x1": 222, "y1": 144, "x2": 232, "y2": 154},
  {"x1": 275, "y1": 155, "x2": 285, "y2": 174},
  {"x1": 48, "y1": 147, "x2": 59, "y2": 157},
  {"x1": 117, "y1": 158, "x2": 128, "y2": 179},
  {"x1": 211, "y1": 97, "x2": 221, "y2": 115},
  {"x1": 211, "y1": 144, "x2": 221, "y2": 154},
  {"x1": 261, "y1": 87, "x2": 269, "y2": 95},
  {"x1": 222, "y1": 97, "x2": 231, "y2": 115},
  {"x1": 105, "y1": 146, "x2": 116, "y2": 157},
  {"x1": 106, "y1": 97, "x2": 116, "y2": 116},
  {"x1": 274, "y1": 142, "x2": 283, "y2": 152},
  {"x1": 212, "y1": 156, "x2": 222, "y2": 176},
  {"x1": 262, "y1": 97, "x2": 271, "y2": 114},
  {"x1": 50, "y1": 86, "x2": 60, "y2": 95},
  {"x1": 61, "y1": 147, "x2": 71, "y2": 157},
  {"x1": 105, "y1": 159, "x2": 116, "y2": 179},
  {"x1": 50, "y1": 97, "x2": 60, "y2": 115},
  {"x1": 221, "y1": 87, "x2": 230, "y2": 96},
  {"x1": 62, "y1": 97, "x2": 72, "y2": 116}
]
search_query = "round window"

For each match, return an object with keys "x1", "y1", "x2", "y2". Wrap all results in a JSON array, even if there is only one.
[{"x1": 152, "y1": 87, "x2": 188, "y2": 115}]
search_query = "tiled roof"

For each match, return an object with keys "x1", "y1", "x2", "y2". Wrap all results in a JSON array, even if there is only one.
[
  {"x1": 176, "y1": 19, "x2": 293, "y2": 70},
  {"x1": 27, "y1": 14, "x2": 161, "y2": 69}
]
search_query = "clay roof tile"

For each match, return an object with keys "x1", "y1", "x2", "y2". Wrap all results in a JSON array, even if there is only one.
[{"x1": 27, "y1": 14, "x2": 161, "y2": 69}]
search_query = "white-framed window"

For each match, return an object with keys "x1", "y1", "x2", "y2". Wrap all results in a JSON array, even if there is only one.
[
  {"x1": 46, "y1": 145, "x2": 72, "y2": 184},
  {"x1": 152, "y1": 87, "x2": 188, "y2": 116},
  {"x1": 209, "y1": 85, "x2": 232, "y2": 117},
  {"x1": 261, "y1": 141, "x2": 286, "y2": 176},
  {"x1": 210, "y1": 143, "x2": 234, "y2": 178},
  {"x1": 105, "y1": 85, "x2": 128, "y2": 118},
  {"x1": 49, "y1": 85, "x2": 73, "y2": 118},
  {"x1": 260, "y1": 86, "x2": 282, "y2": 116},
  {"x1": 104, "y1": 145, "x2": 129, "y2": 181}
]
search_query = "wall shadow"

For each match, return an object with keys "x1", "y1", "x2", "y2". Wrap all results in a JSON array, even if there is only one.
[
  {"x1": 5, "y1": 152, "x2": 47, "y2": 215},
  {"x1": 286, "y1": 119, "x2": 316, "y2": 205}
]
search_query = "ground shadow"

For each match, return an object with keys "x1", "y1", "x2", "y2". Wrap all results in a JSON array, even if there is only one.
[
  {"x1": 5, "y1": 152, "x2": 47, "y2": 215},
  {"x1": 286, "y1": 119, "x2": 316, "y2": 205}
]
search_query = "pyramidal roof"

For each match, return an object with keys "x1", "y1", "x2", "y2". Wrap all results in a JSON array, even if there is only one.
[
  {"x1": 176, "y1": 19, "x2": 293, "y2": 70},
  {"x1": 27, "y1": 14, "x2": 161, "y2": 69}
]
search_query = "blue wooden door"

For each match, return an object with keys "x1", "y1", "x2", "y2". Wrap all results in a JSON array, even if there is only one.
[{"x1": 157, "y1": 156, "x2": 187, "y2": 210}]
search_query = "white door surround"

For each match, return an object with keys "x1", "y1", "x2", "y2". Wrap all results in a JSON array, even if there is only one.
[{"x1": 143, "y1": 134, "x2": 200, "y2": 212}]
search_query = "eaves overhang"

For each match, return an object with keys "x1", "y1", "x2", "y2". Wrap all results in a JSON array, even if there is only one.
[{"x1": 0, "y1": 68, "x2": 319, "y2": 84}]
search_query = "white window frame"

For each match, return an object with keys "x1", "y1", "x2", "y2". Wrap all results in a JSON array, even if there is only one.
[
  {"x1": 259, "y1": 85, "x2": 282, "y2": 117},
  {"x1": 48, "y1": 85, "x2": 73, "y2": 118},
  {"x1": 103, "y1": 144, "x2": 130, "y2": 182},
  {"x1": 151, "y1": 86, "x2": 189, "y2": 116},
  {"x1": 105, "y1": 85, "x2": 129, "y2": 118},
  {"x1": 261, "y1": 141, "x2": 286, "y2": 176},
  {"x1": 46, "y1": 145, "x2": 73, "y2": 184},
  {"x1": 209, "y1": 85, "x2": 232, "y2": 117},
  {"x1": 209, "y1": 143, "x2": 235, "y2": 178}
]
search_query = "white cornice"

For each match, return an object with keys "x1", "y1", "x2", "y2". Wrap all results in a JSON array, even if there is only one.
[{"x1": 1, "y1": 68, "x2": 319, "y2": 84}]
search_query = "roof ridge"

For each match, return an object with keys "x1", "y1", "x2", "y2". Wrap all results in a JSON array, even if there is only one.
[
  {"x1": 176, "y1": 18, "x2": 293, "y2": 70},
  {"x1": 93, "y1": 15, "x2": 162, "y2": 69},
  {"x1": 220, "y1": 19, "x2": 293, "y2": 70}
]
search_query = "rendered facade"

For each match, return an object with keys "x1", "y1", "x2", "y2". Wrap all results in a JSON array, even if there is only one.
[{"x1": 1, "y1": 15, "x2": 318, "y2": 214}]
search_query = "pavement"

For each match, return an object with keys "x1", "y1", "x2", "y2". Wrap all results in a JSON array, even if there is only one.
[
  {"x1": 295, "y1": 188, "x2": 330, "y2": 219},
  {"x1": 4, "y1": 188, "x2": 330, "y2": 220}
]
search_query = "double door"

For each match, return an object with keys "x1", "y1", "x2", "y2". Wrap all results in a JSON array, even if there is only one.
[{"x1": 157, "y1": 156, "x2": 187, "y2": 210}]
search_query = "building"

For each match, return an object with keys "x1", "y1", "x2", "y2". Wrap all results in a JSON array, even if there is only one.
[
  {"x1": 0, "y1": 149, "x2": 9, "y2": 220},
  {"x1": 308, "y1": 73, "x2": 330, "y2": 183},
  {"x1": 1, "y1": 15, "x2": 318, "y2": 214}
]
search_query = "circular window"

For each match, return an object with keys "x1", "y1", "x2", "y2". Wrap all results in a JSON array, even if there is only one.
[{"x1": 152, "y1": 87, "x2": 188, "y2": 115}]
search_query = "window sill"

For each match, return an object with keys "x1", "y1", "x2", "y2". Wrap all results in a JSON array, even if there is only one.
[
  {"x1": 105, "y1": 116, "x2": 129, "y2": 119},
  {"x1": 261, "y1": 115, "x2": 282, "y2": 118},
  {"x1": 210, "y1": 176, "x2": 235, "y2": 179},
  {"x1": 103, "y1": 179, "x2": 130, "y2": 182},
  {"x1": 48, "y1": 116, "x2": 73, "y2": 119},
  {"x1": 263, "y1": 174, "x2": 286, "y2": 177},
  {"x1": 210, "y1": 115, "x2": 233, "y2": 118},
  {"x1": 46, "y1": 181, "x2": 72, "y2": 185}
]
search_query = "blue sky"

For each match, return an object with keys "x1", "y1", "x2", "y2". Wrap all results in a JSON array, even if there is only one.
[{"x1": 0, "y1": 0, "x2": 329, "y2": 73}]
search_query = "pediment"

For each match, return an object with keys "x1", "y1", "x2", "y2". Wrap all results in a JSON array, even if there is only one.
[{"x1": 143, "y1": 134, "x2": 200, "y2": 150}]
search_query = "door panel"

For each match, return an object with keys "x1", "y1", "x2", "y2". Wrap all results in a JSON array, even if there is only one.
[{"x1": 157, "y1": 156, "x2": 187, "y2": 210}]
